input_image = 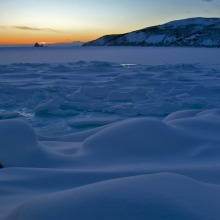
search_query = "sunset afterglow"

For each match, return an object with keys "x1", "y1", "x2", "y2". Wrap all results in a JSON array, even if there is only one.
[{"x1": 0, "y1": 0, "x2": 219, "y2": 45}]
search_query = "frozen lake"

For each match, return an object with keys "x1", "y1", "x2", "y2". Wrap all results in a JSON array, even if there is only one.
[
  {"x1": 0, "y1": 47, "x2": 220, "y2": 135},
  {"x1": 1, "y1": 46, "x2": 220, "y2": 220},
  {"x1": 0, "y1": 46, "x2": 220, "y2": 65}
]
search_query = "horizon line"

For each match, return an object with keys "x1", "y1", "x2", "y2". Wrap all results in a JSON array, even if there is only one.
[{"x1": 0, "y1": 41, "x2": 86, "y2": 46}]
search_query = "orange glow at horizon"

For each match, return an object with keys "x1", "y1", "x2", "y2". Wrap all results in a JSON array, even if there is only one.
[
  {"x1": 0, "y1": 27, "x2": 106, "y2": 45},
  {"x1": 0, "y1": 20, "x2": 140, "y2": 45},
  {"x1": 0, "y1": 38, "x2": 91, "y2": 45}
]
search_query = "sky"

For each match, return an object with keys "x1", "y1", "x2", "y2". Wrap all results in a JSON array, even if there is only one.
[{"x1": 0, "y1": 0, "x2": 219, "y2": 45}]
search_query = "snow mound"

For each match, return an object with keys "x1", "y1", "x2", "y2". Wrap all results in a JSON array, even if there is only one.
[
  {"x1": 83, "y1": 118, "x2": 179, "y2": 159},
  {"x1": 2, "y1": 110, "x2": 220, "y2": 219},
  {"x1": 6, "y1": 173, "x2": 220, "y2": 220},
  {"x1": 0, "y1": 119, "x2": 41, "y2": 167},
  {"x1": 2, "y1": 109, "x2": 220, "y2": 168}
]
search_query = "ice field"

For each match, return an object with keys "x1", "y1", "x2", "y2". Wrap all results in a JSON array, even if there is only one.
[{"x1": 1, "y1": 46, "x2": 220, "y2": 219}]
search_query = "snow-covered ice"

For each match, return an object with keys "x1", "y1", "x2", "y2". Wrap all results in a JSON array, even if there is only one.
[{"x1": 1, "y1": 46, "x2": 220, "y2": 219}]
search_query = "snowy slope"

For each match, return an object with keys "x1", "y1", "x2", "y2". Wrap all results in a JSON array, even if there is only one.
[{"x1": 84, "y1": 17, "x2": 220, "y2": 47}]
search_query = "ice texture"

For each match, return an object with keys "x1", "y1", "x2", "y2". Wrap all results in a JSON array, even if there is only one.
[{"x1": 0, "y1": 47, "x2": 220, "y2": 136}]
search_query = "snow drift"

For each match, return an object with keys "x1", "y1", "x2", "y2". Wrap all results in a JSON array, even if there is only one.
[{"x1": 1, "y1": 109, "x2": 220, "y2": 219}]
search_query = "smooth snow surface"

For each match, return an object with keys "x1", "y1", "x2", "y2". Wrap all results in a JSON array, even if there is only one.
[{"x1": 1, "y1": 47, "x2": 220, "y2": 220}]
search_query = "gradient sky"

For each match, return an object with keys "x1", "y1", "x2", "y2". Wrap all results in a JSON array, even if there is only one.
[{"x1": 0, "y1": 0, "x2": 219, "y2": 45}]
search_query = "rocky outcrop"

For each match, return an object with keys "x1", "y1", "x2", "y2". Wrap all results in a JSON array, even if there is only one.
[{"x1": 34, "y1": 42, "x2": 44, "y2": 47}]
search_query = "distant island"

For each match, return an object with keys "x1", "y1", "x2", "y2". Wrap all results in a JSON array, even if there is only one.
[
  {"x1": 34, "y1": 42, "x2": 44, "y2": 47},
  {"x1": 33, "y1": 41, "x2": 84, "y2": 47},
  {"x1": 83, "y1": 17, "x2": 220, "y2": 47}
]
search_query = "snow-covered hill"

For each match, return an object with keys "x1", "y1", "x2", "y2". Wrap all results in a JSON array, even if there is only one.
[{"x1": 84, "y1": 17, "x2": 220, "y2": 47}]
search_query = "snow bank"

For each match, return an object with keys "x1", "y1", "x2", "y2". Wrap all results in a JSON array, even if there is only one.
[
  {"x1": 1, "y1": 110, "x2": 220, "y2": 219},
  {"x1": 6, "y1": 173, "x2": 220, "y2": 220},
  {"x1": 0, "y1": 119, "x2": 41, "y2": 167}
]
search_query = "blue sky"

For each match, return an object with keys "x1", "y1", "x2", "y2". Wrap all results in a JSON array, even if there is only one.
[{"x1": 0, "y1": 0, "x2": 219, "y2": 44}]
